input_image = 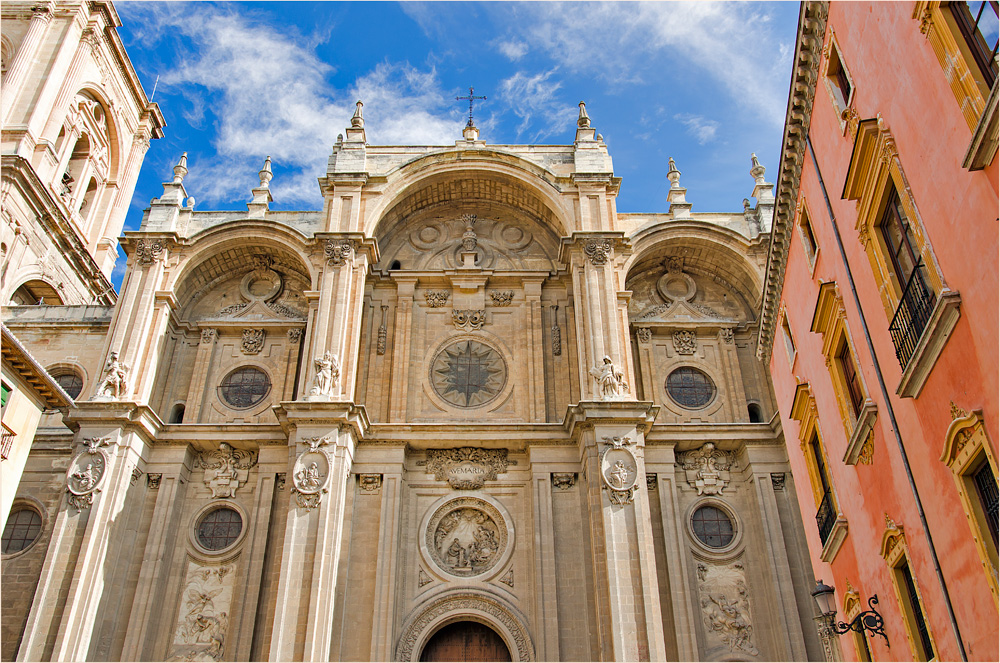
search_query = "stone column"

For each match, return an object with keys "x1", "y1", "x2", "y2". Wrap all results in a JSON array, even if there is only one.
[
  {"x1": 560, "y1": 234, "x2": 632, "y2": 402},
  {"x1": 302, "y1": 234, "x2": 373, "y2": 402},
  {"x1": 367, "y1": 450, "x2": 405, "y2": 660},
  {"x1": 120, "y1": 461, "x2": 193, "y2": 660},
  {"x1": 1, "y1": 3, "x2": 54, "y2": 123},
  {"x1": 17, "y1": 403, "x2": 158, "y2": 662},
  {"x1": 388, "y1": 276, "x2": 416, "y2": 422},
  {"x1": 184, "y1": 327, "x2": 219, "y2": 422},
  {"x1": 568, "y1": 401, "x2": 665, "y2": 661},
  {"x1": 531, "y1": 467, "x2": 561, "y2": 660},
  {"x1": 524, "y1": 278, "x2": 546, "y2": 420},
  {"x1": 268, "y1": 402, "x2": 368, "y2": 662}
]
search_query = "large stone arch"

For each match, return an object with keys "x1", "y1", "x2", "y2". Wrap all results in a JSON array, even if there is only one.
[
  {"x1": 71, "y1": 85, "x2": 122, "y2": 181},
  {"x1": 366, "y1": 150, "x2": 573, "y2": 242},
  {"x1": 395, "y1": 590, "x2": 535, "y2": 662}
]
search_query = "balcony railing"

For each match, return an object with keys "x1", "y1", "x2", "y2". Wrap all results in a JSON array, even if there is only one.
[
  {"x1": 1, "y1": 423, "x2": 14, "y2": 461},
  {"x1": 816, "y1": 489, "x2": 837, "y2": 545},
  {"x1": 888, "y1": 264, "x2": 936, "y2": 369}
]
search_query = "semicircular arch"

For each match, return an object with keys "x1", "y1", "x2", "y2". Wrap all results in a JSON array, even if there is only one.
[{"x1": 72, "y1": 85, "x2": 121, "y2": 181}]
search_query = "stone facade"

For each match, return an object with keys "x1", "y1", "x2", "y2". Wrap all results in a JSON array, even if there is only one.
[{"x1": 2, "y1": 96, "x2": 829, "y2": 661}]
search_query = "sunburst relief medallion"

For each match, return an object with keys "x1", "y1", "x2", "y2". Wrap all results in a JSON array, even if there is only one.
[{"x1": 430, "y1": 340, "x2": 507, "y2": 408}]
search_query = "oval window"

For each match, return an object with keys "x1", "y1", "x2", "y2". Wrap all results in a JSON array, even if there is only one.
[
  {"x1": 666, "y1": 367, "x2": 716, "y2": 409},
  {"x1": 196, "y1": 507, "x2": 243, "y2": 551},
  {"x1": 2, "y1": 507, "x2": 42, "y2": 554},
  {"x1": 691, "y1": 504, "x2": 735, "y2": 548},
  {"x1": 218, "y1": 367, "x2": 271, "y2": 409}
]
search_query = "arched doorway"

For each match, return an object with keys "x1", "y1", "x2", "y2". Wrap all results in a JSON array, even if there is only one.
[{"x1": 419, "y1": 621, "x2": 511, "y2": 662}]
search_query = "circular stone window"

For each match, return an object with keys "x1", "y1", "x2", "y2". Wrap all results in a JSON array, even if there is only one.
[
  {"x1": 196, "y1": 507, "x2": 243, "y2": 551},
  {"x1": 53, "y1": 371, "x2": 83, "y2": 399},
  {"x1": 218, "y1": 366, "x2": 271, "y2": 409},
  {"x1": 691, "y1": 504, "x2": 735, "y2": 548},
  {"x1": 665, "y1": 367, "x2": 716, "y2": 409},
  {"x1": 429, "y1": 339, "x2": 507, "y2": 408},
  {"x1": 2, "y1": 507, "x2": 42, "y2": 554}
]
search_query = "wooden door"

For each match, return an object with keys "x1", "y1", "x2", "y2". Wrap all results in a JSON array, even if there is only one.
[{"x1": 419, "y1": 621, "x2": 512, "y2": 662}]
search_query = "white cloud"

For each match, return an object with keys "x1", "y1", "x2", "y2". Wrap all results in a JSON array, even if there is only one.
[
  {"x1": 499, "y1": 70, "x2": 576, "y2": 141},
  {"x1": 489, "y1": 2, "x2": 793, "y2": 127},
  {"x1": 118, "y1": 3, "x2": 461, "y2": 207},
  {"x1": 674, "y1": 113, "x2": 719, "y2": 145},
  {"x1": 496, "y1": 39, "x2": 529, "y2": 61}
]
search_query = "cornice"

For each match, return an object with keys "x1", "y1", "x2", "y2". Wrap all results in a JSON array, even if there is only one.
[{"x1": 757, "y1": 1, "x2": 829, "y2": 362}]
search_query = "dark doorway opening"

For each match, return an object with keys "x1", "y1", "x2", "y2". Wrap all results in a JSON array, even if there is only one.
[{"x1": 419, "y1": 620, "x2": 511, "y2": 662}]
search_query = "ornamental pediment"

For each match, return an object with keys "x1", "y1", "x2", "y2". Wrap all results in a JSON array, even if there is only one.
[{"x1": 630, "y1": 300, "x2": 735, "y2": 325}]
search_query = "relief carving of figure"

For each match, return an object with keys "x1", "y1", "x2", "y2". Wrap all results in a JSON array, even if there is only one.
[
  {"x1": 295, "y1": 462, "x2": 322, "y2": 491},
  {"x1": 433, "y1": 507, "x2": 502, "y2": 575},
  {"x1": 590, "y1": 355, "x2": 628, "y2": 400},
  {"x1": 308, "y1": 351, "x2": 340, "y2": 398},
  {"x1": 94, "y1": 351, "x2": 129, "y2": 400},
  {"x1": 71, "y1": 464, "x2": 98, "y2": 491},
  {"x1": 610, "y1": 460, "x2": 630, "y2": 489}
]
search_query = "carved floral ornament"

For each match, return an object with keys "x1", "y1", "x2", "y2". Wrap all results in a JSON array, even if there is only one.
[
  {"x1": 196, "y1": 443, "x2": 257, "y2": 499},
  {"x1": 583, "y1": 238, "x2": 613, "y2": 266},
  {"x1": 424, "y1": 290, "x2": 450, "y2": 308},
  {"x1": 489, "y1": 290, "x2": 514, "y2": 307},
  {"x1": 453, "y1": 309, "x2": 486, "y2": 331},
  {"x1": 292, "y1": 435, "x2": 334, "y2": 509},
  {"x1": 134, "y1": 238, "x2": 164, "y2": 264},
  {"x1": 600, "y1": 435, "x2": 640, "y2": 505},
  {"x1": 241, "y1": 329, "x2": 265, "y2": 355},
  {"x1": 66, "y1": 436, "x2": 113, "y2": 510},
  {"x1": 672, "y1": 330, "x2": 697, "y2": 355}
]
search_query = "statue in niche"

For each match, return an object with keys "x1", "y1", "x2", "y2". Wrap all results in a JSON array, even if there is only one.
[
  {"x1": 94, "y1": 351, "x2": 129, "y2": 400},
  {"x1": 590, "y1": 355, "x2": 628, "y2": 400},
  {"x1": 309, "y1": 351, "x2": 340, "y2": 398}
]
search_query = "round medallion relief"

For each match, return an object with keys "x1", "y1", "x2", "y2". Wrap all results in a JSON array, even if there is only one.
[
  {"x1": 424, "y1": 497, "x2": 511, "y2": 579},
  {"x1": 429, "y1": 340, "x2": 508, "y2": 409}
]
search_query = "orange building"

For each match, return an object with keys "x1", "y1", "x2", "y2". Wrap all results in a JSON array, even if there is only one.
[{"x1": 760, "y1": 2, "x2": 998, "y2": 662}]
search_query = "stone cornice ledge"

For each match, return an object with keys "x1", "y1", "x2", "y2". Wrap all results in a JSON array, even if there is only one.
[
  {"x1": 820, "y1": 516, "x2": 848, "y2": 563},
  {"x1": 757, "y1": 1, "x2": 829, "y2": 361},
  {"x1": 963, "y1": 74, "x2": 999, "y2": 171},
  {"x1": 563, "y1": 400, "x2": 660, "y2": 441},
  {"x1": 896, "y1": 289, "x2": 961, "y2": 398},
  {"x1": 273, "y1": 401, "x2": 370, "y2": 438},
  {"x1": 62, "y1": 401, "x2": 163, "y2": 442}
]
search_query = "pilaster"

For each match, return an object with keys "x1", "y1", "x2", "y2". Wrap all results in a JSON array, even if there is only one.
[
  {"x1": 268, "y1": 402, "x2": 368, "y2": 662},
  {"x1": 1, "y1": 2, "x2": 55, "y2": 124},
  {"x1": 17, "y1": 402, "x2": 159, "y2": 662},
  {"x1": 388, "y1": 276, "x2": 416, "y2": 421},
  {"x1": 565, "y1": 401, "x2": 665, "y2": 661}
]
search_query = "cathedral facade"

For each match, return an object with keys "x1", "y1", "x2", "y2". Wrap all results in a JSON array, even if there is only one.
[{"x1": 2, "y1": 4, "x2": 828, "y2": 660}]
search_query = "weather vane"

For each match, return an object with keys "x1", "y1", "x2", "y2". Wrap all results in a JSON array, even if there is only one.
[{"x1": 456, "y1": 86, "x2": 487, "y2": 128}]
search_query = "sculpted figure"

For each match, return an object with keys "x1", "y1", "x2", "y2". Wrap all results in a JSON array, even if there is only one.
[
  {"x1": 95, "y1": 351, "x2": 129, "y2": 399},
  {"x1": 309, "y1": 351, "x2": 340, "y2": 397},
  {"x1": 295, "y1": 462, "x2": 322, "y2": 491},
  {"x1": 590, "y1": 355, "x2": 627, "y2": 399},
  {"x1": 71, "y1": 464, "x2": 98, "y2": 490},
  {"x1": 611, "y1": 460, "x2": 631, "y2": 489}
]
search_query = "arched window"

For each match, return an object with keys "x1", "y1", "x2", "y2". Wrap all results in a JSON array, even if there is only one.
[
  {"x1": 78, "y1": 177, "x2": 98, "y2": 217},
  {"x1": 748, "y1": 403, "x2": 763, "y2": 423},
  {"x1": 169, "y1": 403, "x2": 185, "y2": 424},
  {"x1": 63, "y1": 134, "x2": 91, "y2": 199},
  {"x1": 9, "y1": 280, "x2": 63, "y2": 306}
]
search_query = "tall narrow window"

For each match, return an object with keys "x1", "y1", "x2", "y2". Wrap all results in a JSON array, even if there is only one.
[
  {"x1": 781, "y1": 312, "x2": 796, "y2": 365},
  {"x1": 949, "y1": 1, "x2": 999, "y2": 89},
  {"x1": 899, "y1": 561, "x2": 934, "y2": 660},
  {"x1": 798, "y1": 204, "x2": 819, "y2": 265},
  {"x1": 812, "y1": 434, "x2": 836, "y2": 545},
  {"x1": 824, "y1": 37, "x2": 854, "y2": 112},
  {"x1": 973, "y1": 461, "x2": 999, "y2": 544},
  {"x1": 838, "y1": 342, "x2": 865, "y2": 418}
]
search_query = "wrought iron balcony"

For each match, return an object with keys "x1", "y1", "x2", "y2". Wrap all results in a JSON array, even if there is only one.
[
  {"x1": 1, "y1": 423, "x2": 14, "y2": 461},
  {"x1": 816, "y1": 489, "x2": 837, "y2": 545},
  {"x1": 888, "y1": 264, "x2": 936, "y2": 369}
]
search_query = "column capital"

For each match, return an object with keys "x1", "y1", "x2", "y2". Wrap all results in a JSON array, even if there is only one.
[
  {"x1": 273, "y1": 400, "x2": 370, "y2": 440},
  {"x1": 558, "y1": 231, "x2": 630, "y2": 266},
  {"x1": 314, "y1": 231, "x2": 378, "y2": 266},
  {"x1": 563, "y1": 400, "x2": 659, "y2": 442}
]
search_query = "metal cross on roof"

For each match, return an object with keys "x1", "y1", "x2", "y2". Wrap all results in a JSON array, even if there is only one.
[{"x1": 456, "y1": 86, "x2": 487, "y2": 127}]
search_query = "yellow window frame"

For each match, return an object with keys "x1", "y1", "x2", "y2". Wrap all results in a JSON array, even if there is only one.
[{"x1": 881, "y1": 517, "x2": 939, "y2": 661}]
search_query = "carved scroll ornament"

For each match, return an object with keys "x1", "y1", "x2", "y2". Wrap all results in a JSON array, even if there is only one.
[{"x1": 197, "y1": 443, "x2": 257, "y2": 498}]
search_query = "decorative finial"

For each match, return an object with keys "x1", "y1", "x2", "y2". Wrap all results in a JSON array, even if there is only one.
[
  {"x1": 336, "y1": 133, "x2": 343, "y2": 143},
  {"x1": 259, "y1": 156, "x2": 272, "y2": 187},
  {"x1": 666, "y1": 157, "x2": 681, "y2": 188},
  {"x1": 750, "y1": 152, "x2": 766, "y2": 183},
  {"x1": 172, "y1": 152, "x2": 188, "y2": 183},
  {"x1": 351, "y1": 101, "x2": 364, "y2": 128},
  {"x1": 456, "y1": 87, "x2": 487, "y2": 128},
  {"x1": 577, "y1": 101, "x2": 591, "y2": 128},
  {"x1": 743, "y1": 198, "x2": 752, "y2": 213}
]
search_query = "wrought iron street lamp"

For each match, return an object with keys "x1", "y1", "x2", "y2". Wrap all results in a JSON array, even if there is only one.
[{"x1": 812, "y1": 580, "x2": 889, "y2": 647}]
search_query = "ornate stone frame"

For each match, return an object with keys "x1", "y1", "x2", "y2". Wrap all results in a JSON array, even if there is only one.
[
  {"x1": 215, "y1": 362, "x2": 273, "y2": 413},
  {"x1": 395, "y1": 590, "x2": 535, "y2": 661},
  {"x1": 417, "y1": 493, "x2": 515, "y2": 582},
  {"x1": 685, "y1": 497, "x2": 743, "y2": 556},
  {"x1": 660, "y1": 361, "x2": 723, "y2": 417},
  {"x1": 423, "y1": 332, "x2": 514, "y2": 414},
  {"x1": 188, "y1": 500, "x2": 250, "y2": 558}
]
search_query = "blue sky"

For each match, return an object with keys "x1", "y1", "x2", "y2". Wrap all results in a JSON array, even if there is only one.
[{"x1": 115, "y1": 1, "x2": 800, "y2": 282}]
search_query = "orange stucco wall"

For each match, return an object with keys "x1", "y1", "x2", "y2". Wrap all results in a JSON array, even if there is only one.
[{"x1": 769, "y1": 3, "x2": 998, "y2": 662}]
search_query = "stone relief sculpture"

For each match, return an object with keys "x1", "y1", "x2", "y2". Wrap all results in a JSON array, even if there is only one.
[
  {"x1": 197, "y1": 443, "x2": 257, "y2": 498},
  {"x1": 66, "y1": 437, "x2": 112, "y2": 510},
  {"x1": 376, "y1": 305, "x2": 388, "y2": 355},
  {"x1": 636, "y1": 327, "x2": 652, "y2": 344},
  {"x1": 679, "y1": 442, "x2": 734, "y2": 495},
  {"x1": 292, "y1": 435, "x2": 333, "y2": 509},
  {"x1": 590, "y1": 355, "x2": 628, "y2": 400},
  {"x1": 599, "y1": 435, "x2": 639, "y2": 505},
  {"x1": 697, "y1": 561, "x2": 759, "y2": 656},
  {"x1": 93, "y1": 351, "x2": 129, "y2": 400},
  {"x1": 583, "y1": 238, "x2": 612, "y2": 265},
  {"x1": 325, "y1": 238, "x2": 355, "y2": 266},
  {"x1": 489, "y1": 290, "x2": 514, "y2": 306},
  {"x1": 423, "y1": 497, "x2": 510, "y2": 579},
  {"x1": 201, "y1": 328, "x2": 218, "y2": 344},
  {"x1": 307, "y1": 351, "x2": 340, "y2": 399},
  {"x1": 425, "y1": 448, "x2": 509, "y2": 489},
  {"x1": 241, "y1": 329, "x2": 264, "y2": 355},
  {"x1": 550, "y1": 305, "x2": 562, "y2": 356},
  {"x1": 167, "y1": 563, "x2": 235, "y2": 662},
  {"x1": 551, "y1": 472, "x2": 576, "y2": 490}
]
